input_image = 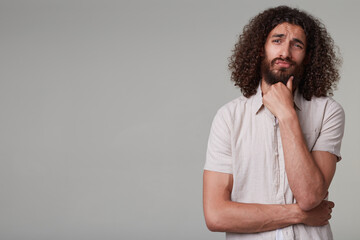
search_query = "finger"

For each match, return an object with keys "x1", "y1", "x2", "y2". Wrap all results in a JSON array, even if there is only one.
[
  {"x1": 319, "y1": 220, "x2": 329, "y2": 226},
  {"x1": 286, "y1": 76, "x2": 294, "y2": 91},
  {"x1": 328, "y1": 201, "x2": 335, "y2": 208}
]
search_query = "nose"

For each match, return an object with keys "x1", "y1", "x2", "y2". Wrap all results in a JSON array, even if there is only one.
[{"x1": 280, "y1": 43, "x2": 291, "y2": 59}]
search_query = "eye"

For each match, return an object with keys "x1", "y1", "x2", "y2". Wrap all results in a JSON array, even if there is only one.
[
  {"x1": 293, "y1": 43, "x2": 304, "y2": 49},
  {"x1": 272, "y1": 39, "x2": 281, "y2": 43}
]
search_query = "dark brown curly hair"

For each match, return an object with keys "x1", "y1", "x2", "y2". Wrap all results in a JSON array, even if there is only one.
[{"x1": 228, "y1": 6, "x2": 341, "y2": 100}]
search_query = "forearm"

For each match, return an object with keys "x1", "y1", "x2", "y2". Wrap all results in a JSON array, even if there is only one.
[
  {"x1": 203, "y1": 169, "x2": 333, "y2": 234},
  {"x1": 278, "y1": 109, "x2": 326, "y2": 210},
  {"x1": 205, "y1": 201, "x2": 302, "y2": 233}
]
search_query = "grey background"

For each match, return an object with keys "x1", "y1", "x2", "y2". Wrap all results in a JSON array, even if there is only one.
[{"x1": 0, "y1": 0, "x2": 358, "y2": 239}]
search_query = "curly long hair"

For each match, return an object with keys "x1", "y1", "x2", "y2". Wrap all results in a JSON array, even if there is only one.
[{"x1": 228, "y1": 6, "x2": 341, "y2": 100}]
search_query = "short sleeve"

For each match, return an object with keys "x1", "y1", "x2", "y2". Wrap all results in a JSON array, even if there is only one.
[
  {"x1": 204, "y1": 107, "x2": 233, "y2": 174},
  {"x1": 312, "y1": 100, "x2": 345, "y2": 161}
]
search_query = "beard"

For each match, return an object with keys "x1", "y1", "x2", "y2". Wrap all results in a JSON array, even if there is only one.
[{"x1": 261, "y1": 55, "x2": 304, "y2": 88}]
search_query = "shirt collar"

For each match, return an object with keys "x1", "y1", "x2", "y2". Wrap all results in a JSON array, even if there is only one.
[
  {"x1": 293, "y1": 88, "x2": 303, "y2": 111},
  {"x1": 252, "y1": 84, "x2": 264, "y2": 115},
  {"x1": 252, "y1": 82, "x2": 302, "y2": 115}
]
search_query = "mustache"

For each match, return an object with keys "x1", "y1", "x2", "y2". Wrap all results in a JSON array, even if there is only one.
[{"x1": 270, "y1": 57, "x2": 296, "y2": 66}]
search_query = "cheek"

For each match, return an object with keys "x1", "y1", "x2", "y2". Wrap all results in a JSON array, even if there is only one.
[
  {"x1": 264, "y1": 47, "x2": 277, "y2": 59},
  {"x1": 294, "y1": 52, "x2": 306, "y2": 64}
]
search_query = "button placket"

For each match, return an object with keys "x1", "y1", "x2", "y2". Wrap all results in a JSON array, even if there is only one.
[
  {"x1": 277, "y1": 123, "x2": 287, "y2": 204},
  {"x1": 273, "y1": 117, "x2": 280, "y2": 192}
]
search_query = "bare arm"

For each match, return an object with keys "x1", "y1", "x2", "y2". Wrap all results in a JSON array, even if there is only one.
[
  {"x1": 279, "y1": 113, "x2": 337, "y2": 210},
  {"x1": 203, "y1": 170, "x2": 333, "y2": 233},
  {"x1": 262, "y1": 78, "x2": 337, "y2": 210}
]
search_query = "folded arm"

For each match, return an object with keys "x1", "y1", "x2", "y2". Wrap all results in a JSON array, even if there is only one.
[{"x1": 203, "y1": 170, "x2": 333, "y2": 233}]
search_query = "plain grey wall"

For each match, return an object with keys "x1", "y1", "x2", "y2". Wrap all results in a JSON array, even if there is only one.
[{"x1": 0, "y1": 0, "x2": 359, "y2": 239}]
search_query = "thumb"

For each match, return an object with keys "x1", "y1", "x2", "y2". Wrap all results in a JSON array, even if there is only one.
[{"x1": 287, "y1": 76, "x2": 293, "y2": 92}]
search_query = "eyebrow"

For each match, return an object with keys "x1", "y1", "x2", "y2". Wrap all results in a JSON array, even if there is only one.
[{"x1": 271, "y1": 34, "x2": 305, "y2": 46}]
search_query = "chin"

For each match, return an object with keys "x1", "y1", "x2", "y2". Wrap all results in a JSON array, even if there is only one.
[
  {"x1": 273, "y1": 67, "x2": 293, "y2": 74},
  {"x1": 272, "y1": 71, "x2": 293, "y2": 80}
]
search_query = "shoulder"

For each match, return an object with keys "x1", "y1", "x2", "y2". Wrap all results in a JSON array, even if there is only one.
[
  {"x1": 217, "y1": 96, "x2": 252, "y2": 114},
  {"x1": 299, "y1": 94, "x2": 344, "y2": 117},
  {"x1": 215, "y1": 95, "x2": 253, "y2": 119},
  {"x1": 299, "y1": 96, "x2": 345, "y2": 132},
  {"x1": 307, "y1": 96, "x2": 344, "y2": 116}
]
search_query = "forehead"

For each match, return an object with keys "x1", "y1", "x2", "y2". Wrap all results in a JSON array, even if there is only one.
[{"x1": 267, "y1": 22, "x2": 306, "y2": 42}]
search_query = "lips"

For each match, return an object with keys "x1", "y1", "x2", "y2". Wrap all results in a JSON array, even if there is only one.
[{"x1": 275, "y1": 60, "x2": 292, "y2": 68}]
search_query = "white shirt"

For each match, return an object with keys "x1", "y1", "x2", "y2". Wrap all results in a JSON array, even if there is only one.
[{"x1": 204, "y1": 85, "x2": 345, "y2": 240}]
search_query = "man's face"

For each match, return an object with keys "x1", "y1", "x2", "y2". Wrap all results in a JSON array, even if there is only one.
[{"x1": 261, "y1": 22, "x2": 307, "y2": 87}]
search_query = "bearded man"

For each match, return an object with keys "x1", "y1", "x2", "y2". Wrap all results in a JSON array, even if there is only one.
[{"x1": 203, "y1": 6, "x2": 345, "y2": 240}]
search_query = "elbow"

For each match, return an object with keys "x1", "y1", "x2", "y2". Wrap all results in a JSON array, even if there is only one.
[
  {"x1": 297, "y1": 184, "x2": 328, "y2": 211},
  {"x1": 297, "y1": 195, "x2": 324, "y2": 211},
  {"x1": 204, "y1": 211, "x2": 225, "y2": 232},
  {"x1": 298, "y1": 200, "x2": 318, "y2": 211},
  {"x1": 206, "y1": 220, "x2": 220, "y2": 232}
]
